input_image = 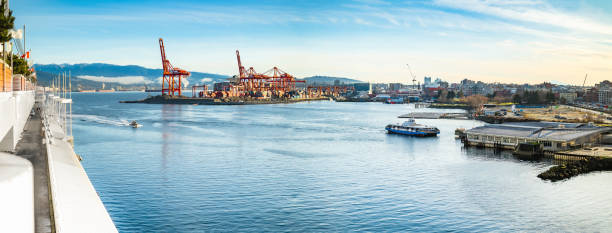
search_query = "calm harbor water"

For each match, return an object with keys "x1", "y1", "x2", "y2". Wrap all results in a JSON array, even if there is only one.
[{"x1": 72, "y1": 92, "x2": 612, "y2": 232}]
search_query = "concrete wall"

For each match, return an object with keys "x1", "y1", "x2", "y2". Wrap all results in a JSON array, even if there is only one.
[
  {"x1": 13, "y1": 91, "x2": 35, "y2": 144},
  {"x1": 43, "y1": 100, "x2": 117, "y2": 233},
  {"x1": 0, "y1": 92, "x2": 16, "y2": 150},
  {"x1": 0, "y1": 91, "x2": 35, "y2": 152},
  {"x1": 0, "y1": 152, "x2": 34, "y2": 233}
]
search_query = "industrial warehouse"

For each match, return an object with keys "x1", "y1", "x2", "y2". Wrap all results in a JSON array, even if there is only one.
[{"x1": 464, "y1": 122, "x2": 611, "y2": 152}]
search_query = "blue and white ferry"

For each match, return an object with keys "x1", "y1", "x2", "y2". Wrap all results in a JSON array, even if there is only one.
[{"x1": 385, "y1": 118, "x2": 440, "y2": 137}]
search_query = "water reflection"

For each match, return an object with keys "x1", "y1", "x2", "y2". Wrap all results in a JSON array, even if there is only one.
[
  {"x1": 161, "y1": 104, "x2": 184, "y2": 171},
  {"x1": 71, "y1": 93, "x2": 612, "y2": 232},
  {"x1": 460, "y1": 145, "x2": 556, "y2": 165}
]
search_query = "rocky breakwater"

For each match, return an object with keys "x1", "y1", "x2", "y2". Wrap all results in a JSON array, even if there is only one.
[{"x1": 538, "y1": 157, "x2": 612, "y2": 181}]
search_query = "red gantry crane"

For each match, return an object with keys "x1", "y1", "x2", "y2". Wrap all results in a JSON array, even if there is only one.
[
  {"x1": 159, "y1": 38, "x2": 190, "y2": 96},
  {"x1": 235, "y1": 50, "x2": 306, "y2": 93},
  {"x1": 236, "y1": 50, "x2": 271, "y2": 92},
  {"x1": 263, "y1": 67, "x2": 305, "y2": 92}
]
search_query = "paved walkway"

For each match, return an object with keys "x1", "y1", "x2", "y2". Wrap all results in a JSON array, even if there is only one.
[
  {"x1": 14, "y1": 104, "x2": 52, "y2": 233},
  {"x1": 557, "y1": 146, "x2": 612, "y2": 159}
]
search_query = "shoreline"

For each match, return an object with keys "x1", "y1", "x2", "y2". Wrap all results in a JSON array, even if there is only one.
[
  {"x1": 120, "y1": 95, "x2": 329, "y2": 105},
  {"x1": 538, "y1": 157, "x2": 612, "y2": 181}
]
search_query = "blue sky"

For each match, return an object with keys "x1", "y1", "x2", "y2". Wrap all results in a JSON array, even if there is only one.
[{"x1": 11, "y1": 0, "x2": 612, "y2": 84}]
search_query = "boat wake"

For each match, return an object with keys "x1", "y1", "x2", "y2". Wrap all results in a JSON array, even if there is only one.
[{"x1": 73, "y1": 114, "x2": 131, "y2": 127}]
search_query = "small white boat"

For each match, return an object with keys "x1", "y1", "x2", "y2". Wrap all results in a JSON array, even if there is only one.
[{"x1": 129, "y1": 120, "x2": 142, "y2": 128}]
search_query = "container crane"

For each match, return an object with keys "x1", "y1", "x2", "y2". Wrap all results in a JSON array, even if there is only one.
[
  {"x1": 263, "y1": 67, "x2": 305, "y2": 92},
  {"x1": 235, "y1": 50, "x2": 270, "y2": 92},
  {"x1": 231, "y1": 50, "x2": 346, "y2": 98},
  {"x1": 159, "y1": 38, "x2": 190, "y2": 96}
]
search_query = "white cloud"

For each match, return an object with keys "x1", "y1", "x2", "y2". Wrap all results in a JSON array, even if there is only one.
[
  {"x1": 353, "y1": 0, "x2": 390, "y2": 5},
  {"x1": 77, "y1": 75, "x2": 153, "y2": 85},
  {"x1": 354, "y1": 17, "x2": 374, "y2": 26},
  {"x1": 433, "y1": 0, "x2": 612, "y2": 35},
  {"x1": 497, "y1": 39, "x2": 516, "y2": 47},
  {"x1": 10, "y1": 29, "x2": 23, "y2": 39}
]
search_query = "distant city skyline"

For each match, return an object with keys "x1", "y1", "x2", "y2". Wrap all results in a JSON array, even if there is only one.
[{"x1": 12, "y1": 0, "x2": 612, "y2": 84}]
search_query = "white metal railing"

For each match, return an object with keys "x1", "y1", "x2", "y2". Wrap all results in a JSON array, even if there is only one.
[
  {"x1": 39, "y1": 76, "x2": 117, "y2": 232},
  {"x1": 41, "y1": 73, "x2": 73, "y2": 142}
]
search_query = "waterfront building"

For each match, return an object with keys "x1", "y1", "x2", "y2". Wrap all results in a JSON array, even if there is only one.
[
  {"x1": 598, "y1": 88, "x2": 611, "y2": 105},
  {"x1": 585, "y1": 87, "x2": 599, "y2": 103},
  {"x1": 389, "y1": 83, "x2": 402, "y2": 92},
  {"x1": 465, "y1": 122, "x2": 609, "y2": 152},
  {"x1": 559, "y1": 92, "x2": 577, "y2": 103},
  {"x1": 397, "y1": 88, "x2": 421, "y2": 101},
  {"x1": 596, "y1": 80, "x2": 612, "y2": 89},
  {"x1": 460, "y1": 79, "x2": 475, "y2": 86},
  {"x1": 373, "y1": 94, "x2": 391, "y2": 101},
  {"x1": 352, "y1": 83, "x2": 369, "y2": 92}
]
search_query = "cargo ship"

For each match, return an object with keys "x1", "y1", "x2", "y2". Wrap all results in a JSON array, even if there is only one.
[{"x1": 385, "y1": 118, "x2": 440, "y2": 137}]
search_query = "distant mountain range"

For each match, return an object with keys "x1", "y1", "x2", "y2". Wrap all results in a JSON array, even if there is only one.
[
  {"x1": 33, "y1": 63, "x2": 229, "y2": 88},
  {"x1": 33, "y1": 63, "x2": 362, "y2": 90},
  {"x1": 549, "y1": 80, "x2": 570, "y2": 86},
  {"x1": 300, "y1": 75, "x2": 363, "y2": 85}
]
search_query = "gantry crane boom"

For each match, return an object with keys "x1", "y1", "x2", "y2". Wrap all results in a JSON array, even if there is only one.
[
  {"x1": 236, "y1": 50, "x2": 246, "y2": 79},
  {"x1": 160, "y1": 39, "x2": 168, "y2": 71},
  {"x1": 159, "y1": 38, "x2": 190, "y2": 96}
]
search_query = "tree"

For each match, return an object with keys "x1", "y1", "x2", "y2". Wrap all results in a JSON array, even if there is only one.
[
  {"x1": 10, "y1": 54, "x2": 31, "y2": 76},
  {"x1": 493, "y1": 95, "x2": 510, "y2": 103},
  {"x1": 545, "y1": 91, "x2": 555, "y2": 104},
  {"x1": 438, "y1": 89, "x2": 448, "y2": 103},
  {"x1": 526, "y1": 90, "x2": 541, "y2": 105},
  {"x1": 0, "y1": 0, "x2": 14, "y2": 43},
  {"x1": 457, "y1": 91, "x2": 464, "y2": 98},
  {"x1": 465, "y1": 95, "x2": 488, "y2": 110},
  {"x1": 0, "y1": 0, "x2": 14, "y2": 85},
  {"x1": 512, "y1": 94, "x2": 522, "y2": 104},
  {"x1": 447, "y1": 90, "x2": 456, "y2": 99}
]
